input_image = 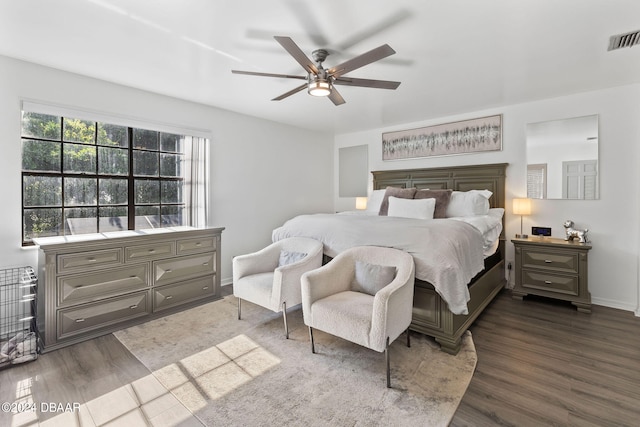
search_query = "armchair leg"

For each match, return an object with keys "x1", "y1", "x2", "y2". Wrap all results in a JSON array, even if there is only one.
[
  {"x1": 237, "y1": 298, "x2": 241, "y2": 320},
  {"x1": 406, "y1": 328, "x2": 411, "y2": 348},
  {"x1": 282, "y1": 302, "x2": 289, "y2": 339},
  {"x1": 309, "y1": 326, "x2": 315, "y2": 354},
  {"x1": 386, "y1": 336, "x2": 391, "y2": 388}
]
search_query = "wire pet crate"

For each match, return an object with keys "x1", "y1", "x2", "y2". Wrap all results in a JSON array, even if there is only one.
[{"x1": 0, "y1": 266, "x2": 39, "y2": 368}]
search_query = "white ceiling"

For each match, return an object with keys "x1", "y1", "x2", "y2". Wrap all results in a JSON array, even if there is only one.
[{"x1": 1, "y1": 0, "x2": 640, "y2": 134}]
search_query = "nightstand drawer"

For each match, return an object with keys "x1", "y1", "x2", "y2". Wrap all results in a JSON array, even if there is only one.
[
  {"x1": 521, "y1": 248, "x2": 578, "y2": 274},
  {"x1": 522, "y1": 270, "x2": 579, "y2": 296}
]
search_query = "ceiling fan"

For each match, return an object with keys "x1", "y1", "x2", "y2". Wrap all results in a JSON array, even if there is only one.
[{"x1": 231, "y1": 36, "x2": 401, "y2": 105}]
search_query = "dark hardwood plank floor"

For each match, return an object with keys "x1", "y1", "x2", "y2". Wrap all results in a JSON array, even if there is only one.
[
  {"x1": 451, "y1": 290, "x2": 640, "y2": 427},
  {"x1": 2, "y1": 286, "x2": 638, "y2": 426}
]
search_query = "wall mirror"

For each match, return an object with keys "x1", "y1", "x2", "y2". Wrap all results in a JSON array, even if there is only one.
[{"x1": 526, "y1": 114, "x2": 599, "y2": 199}]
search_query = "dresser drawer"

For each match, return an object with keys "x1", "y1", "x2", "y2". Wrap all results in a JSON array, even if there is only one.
[
  {"x1": 57, "y1": 264, "x2": 149, "y2": 307},
  {"x1": 521, "y1": 248, "x2": 579, "y2": 274},
  {"x1": 125, "y1": 241, "x2": 175, "y2": 262},
  {"x1": 153, "y1": 276, "x2": 215, "y2": 311},
  {"x1": 521, "y1": 270, "x2": 579, "y2": 296},
  {"x1": 176, "y1": 236, "x2": 217, "y2": 255},
  {"x1": 57, "y1": 292, "x2": 150, "y2": 340},
  {"x1": 153, "y1": 252, "x2": 215, "y2": 286},
  {"x1": 58, "y1": 248, "x2": 122, "y2": 273}
]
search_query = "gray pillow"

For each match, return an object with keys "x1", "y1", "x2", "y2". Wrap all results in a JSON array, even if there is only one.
[
  {"x1": 278, "y1": 251, "x2": 307, "y2": 267},
  {"x1": 378, "y1": 187, "x2": 417, "y2": 216},
  {"x1": 351, "y1": 260, "x2": 397, "y2": 296},
  {"x1": 414, "y1": 189, "x2": 453, "y2": 218}
]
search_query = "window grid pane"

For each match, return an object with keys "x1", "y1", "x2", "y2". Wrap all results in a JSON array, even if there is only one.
[{"x1": 21, "y1": 114, "x2": 190, "y2": 244}]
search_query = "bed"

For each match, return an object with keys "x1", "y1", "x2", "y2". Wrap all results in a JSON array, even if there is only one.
[{"x1": 274, "y1": 163, "x2": 507, "y2": 354}]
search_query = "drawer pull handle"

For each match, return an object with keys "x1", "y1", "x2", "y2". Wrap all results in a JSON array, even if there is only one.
[
  {"x1": 149, "y1": 249, "x2": 155, "y2": 253},
  {"x1": 129, "y1": 305, "x2": 138, "y2": 309},
  {"x1": 544, "y1": 280, "x2": 553, "y2": 285},
  {"x1": 75, "y1": 318, "x2": 85, "y2": 323},
  {"x1": 165, "y1": 295, "x2": 173, "y2": 300},
  {"x1": 87, "y1": 257, "x2": 96, "y2": 262},
  {"x1": 165, "y1": 269, "x2": 172, "y2": 273},
  {"x1": 196, "y1": 242, "x2": 202, "y2": 246},
  {"x1": 129, "y1": 275, "x2": 137, "y2": 278},
  {"x1": 203, "y1": 262, "x2": 209, "y2": 266},
  {"x1": 544, "y1": 260, "x2": 553, "y2": 263},
  {"x1": 202, "y1": 286, "x2": 209, "y2": 290}
]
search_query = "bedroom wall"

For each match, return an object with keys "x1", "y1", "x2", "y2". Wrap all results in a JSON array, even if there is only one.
[
  {"x1": 334, "y1": 84, "x2": 640, "y2": 315},
  {"x1": 0, "y1": 55, "x2": 334, "y2": 285}
]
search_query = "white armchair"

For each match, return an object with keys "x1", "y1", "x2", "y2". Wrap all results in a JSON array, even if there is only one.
[
  {"x1": 301, "y1": 246, "x2": 415, "y2": 388},
  {"x1": 233, "y1": 237, "x2": 323, "y2": 338}
]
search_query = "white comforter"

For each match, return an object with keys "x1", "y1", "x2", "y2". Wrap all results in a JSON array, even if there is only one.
[{"x1": 272, "y1": 214, "x2": 487, "y2": 315}]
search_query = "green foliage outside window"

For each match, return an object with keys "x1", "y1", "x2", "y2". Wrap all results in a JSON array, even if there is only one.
[{"x1": 21, "y1": 112, "x2": 187, "y2": 244}]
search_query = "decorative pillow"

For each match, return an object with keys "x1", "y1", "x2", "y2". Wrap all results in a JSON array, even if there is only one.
[
  {"x1": 378, "y1": 186, "x2": 417, "y2": 216},
  {"x1": 387, "y1": 196, "x2": 436, "y2": 220},
  {"x1": 445, "y1": 190, "x2": 493, "y2": 217},
  {"x1": 278, "y1": 251, "x2": 307, "y2": 267},
  {"x1": 413, "y1": 189, "x2": 453, "y2": 218},
  {"x1": 365, "y1": 189, "x2": 386, "y2": 214},
  {"x1": 351, "y1": 261, "x2": 397, "y2": 296}
]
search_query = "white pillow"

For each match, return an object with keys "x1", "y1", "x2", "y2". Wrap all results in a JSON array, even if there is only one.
[
  {"x1": 387, "y1": 196, "x2": 435, "y2": 220},
  {"x1": 445, "y1": 190, "x2": 492, "y2": 217},
  {"x1": 365, "y1": 189, "x2": 386, "y2": 214}
]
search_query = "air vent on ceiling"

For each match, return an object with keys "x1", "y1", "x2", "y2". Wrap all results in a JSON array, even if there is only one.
[{"x1": 608, "y1": 30, "x2": 640, "y2": 51}]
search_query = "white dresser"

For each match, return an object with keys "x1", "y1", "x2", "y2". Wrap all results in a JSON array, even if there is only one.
[{"x1": 35, "y1": 227, "x2": 224, "y2": 352}]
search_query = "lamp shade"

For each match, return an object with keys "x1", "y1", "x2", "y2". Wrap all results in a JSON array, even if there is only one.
[
  {"x1": 355, "y1": 197, "x2": 368, "y2": 210},
  {"x1": 513, "y1": 198, "x2": 532, "y2": 216},
  {"x1": 308, "y1": 79, "x2": 331, "y2": 96}
]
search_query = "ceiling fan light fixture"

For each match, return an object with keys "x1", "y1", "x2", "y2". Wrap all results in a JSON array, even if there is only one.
[{"x1": 308, "y1": 79, "x2": 331, "y2": 97}]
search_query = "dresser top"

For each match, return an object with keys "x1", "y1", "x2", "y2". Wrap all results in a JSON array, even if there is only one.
[{"x1": 34, "y1": 226, "x2": 224, "y2": 251}]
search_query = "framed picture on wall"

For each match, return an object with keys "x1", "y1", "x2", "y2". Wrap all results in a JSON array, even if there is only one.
[{"x1": 382, "y1": 114, "x2": 502, "y2": 160}]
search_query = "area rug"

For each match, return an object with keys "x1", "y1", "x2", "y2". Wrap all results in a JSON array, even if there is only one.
[{"x1": 114, "y1": 293, "x2": 477, "y2": 427}]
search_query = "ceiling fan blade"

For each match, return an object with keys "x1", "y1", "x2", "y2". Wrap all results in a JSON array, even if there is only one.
[
  {"x1": 274, "y1": 36, "x2": 318, "y2": 75},
  {"x1": 232, "y1": 70, "x2": 307, "y2": 80},
  {"x1": 328, "y1": 44, "x2": 396, "y2": 78},
  {"x1": 334, "y1": 76, "x2": 401, "y2": 90},
  {"x1": 272, "y1": 83, "x2": 308, "y2": 101},
  {"x1": 328, "y1": 87, "x2": 346, "y2": 106}
]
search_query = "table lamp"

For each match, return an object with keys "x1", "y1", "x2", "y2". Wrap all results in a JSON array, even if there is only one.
[
  {"x1": 513, "y1": 198, "x2": 531, "y2": 238},
  {"x1": 355, "y1": 197, "x2": 368, "y2": 210}
]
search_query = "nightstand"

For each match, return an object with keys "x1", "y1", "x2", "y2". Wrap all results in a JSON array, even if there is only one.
[{"x1": 511, "y1": 237, "x2": 592, "y2": 313}]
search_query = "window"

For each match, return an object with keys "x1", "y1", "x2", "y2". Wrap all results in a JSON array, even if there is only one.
[
  {"x1": 527, "y1": 163, "x2": 547, "y2": 199},
  {"x1": 21, "y1": 112, "x2": 207, "y2": 245}
]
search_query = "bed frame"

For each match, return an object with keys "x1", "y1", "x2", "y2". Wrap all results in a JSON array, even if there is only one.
[{"x1": 372, "y1": 163, "x2": 507, "y2": 354}]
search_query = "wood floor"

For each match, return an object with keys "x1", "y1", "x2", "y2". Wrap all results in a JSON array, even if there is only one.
[
  {"x1": 451, "y1": 290, "x2": 640, "y2": 427},
  {"x1": 2, "y1": 287, "x2": 639, "y2": 426}
]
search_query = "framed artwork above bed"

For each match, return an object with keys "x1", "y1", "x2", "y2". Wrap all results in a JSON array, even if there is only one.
[{"x1": 382, "y1": 114, "x2": 502, "y2": 161}]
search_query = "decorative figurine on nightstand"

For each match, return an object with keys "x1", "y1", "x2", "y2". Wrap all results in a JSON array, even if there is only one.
[{"x1": 564, "y1": 220, "x2": 589, "y2": 243}]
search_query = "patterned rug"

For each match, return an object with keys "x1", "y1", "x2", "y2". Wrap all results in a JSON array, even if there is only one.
[{"x1": 114, "y1": 293, "x2": 477, "y2": 427}]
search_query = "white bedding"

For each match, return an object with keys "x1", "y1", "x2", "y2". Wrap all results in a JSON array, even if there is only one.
[{"x1": 272, "y1": 212, "x2": 502, "y2": 315}]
